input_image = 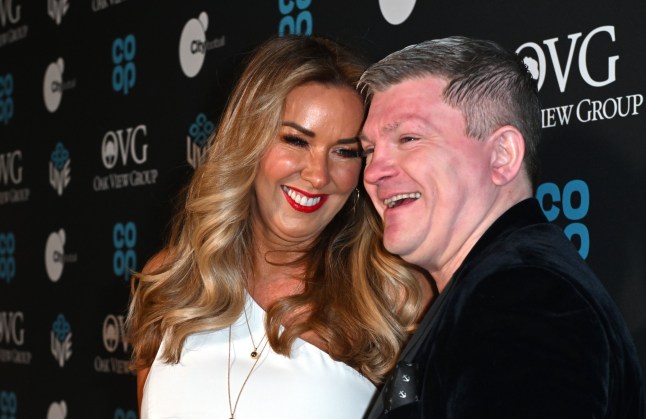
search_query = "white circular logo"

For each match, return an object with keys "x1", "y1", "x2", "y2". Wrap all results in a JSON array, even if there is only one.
[
  {"x1": 102, "y1": 314, "x2": 120, "y2": 353},
  {"x1": 179, "y1": 12, "x2": 209, "y2": 78},
  {"x1": 47, "y1": 401, "x2": 67, "y2": 419},
  {"x1": 379, "y1": 0, "x2": 417, "y2": 25},
  {"x1": 45, "y1": 230, "x2": 65, "y2": 282},
  {"x1": 101, "y1": 132, "x2": 119, "y2": 169},
  {"x1": 43, "y1": 58, "x2": 64, "y2": 113},
  {"x1": 522, "y1": 56, "x2": 540, "y2": 81}
]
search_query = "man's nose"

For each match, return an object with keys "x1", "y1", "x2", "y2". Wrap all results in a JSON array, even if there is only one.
[{"x1": 363, "y1": 144, "x2": 397, "y2": 186}]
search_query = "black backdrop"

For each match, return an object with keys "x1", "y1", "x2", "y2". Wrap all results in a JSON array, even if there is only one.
[{"x1": 1, "y1": 1, "x2": 645, "y2": 417}]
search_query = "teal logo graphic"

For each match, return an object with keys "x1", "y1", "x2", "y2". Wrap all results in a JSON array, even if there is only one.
[
  {"x1": 186, "y1": 113, "x2": 214, "y2": 168},
  {"x1": 112, "y1": 34, "x2": 136, "y2": 95},
  {"x1": 0, "y1": 390, "x2": 17, "y2": 419},
  {"x1": 0, "y1": 73, "x2": 13, "y2": 125},
  {"x1": 50, "y1": 142, "x2": 71, "y2": 195},
  {"x1": 0, "y1": 232, "x2": 15, "y2": 283},
  {"x1": 51, "y1": 313, "x2": 72, "y2": 367},
  {"x1": 114, "y1": 408, "x2": 137, "y2": 419},
  {"x1": 537, "y1": 179, "x2": 590, "y2": 259},
  {"x1": 278, "y1": 0, "x2": 312, "y2": 36},
  {"x1": 113, "y1": 222, "x2": 137, "y2": 280}
]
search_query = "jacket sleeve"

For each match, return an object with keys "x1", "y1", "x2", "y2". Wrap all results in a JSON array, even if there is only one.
[{"x1": 437, "y1": 268, "x2": 610, "y2": 418}]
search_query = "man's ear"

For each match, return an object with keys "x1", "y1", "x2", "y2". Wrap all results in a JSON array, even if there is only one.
[{"x1": 488, "y1": 125, "x2": 525, "y2": 186}]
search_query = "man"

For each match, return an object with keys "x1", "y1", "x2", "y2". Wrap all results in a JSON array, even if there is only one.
[{"x1": 359, "y1": 36, "x2": 645, "y2": 418}]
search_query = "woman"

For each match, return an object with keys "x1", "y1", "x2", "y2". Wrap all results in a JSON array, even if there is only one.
[{"x1": 127, "y1": 35, "x2": 429, "y2": 418}]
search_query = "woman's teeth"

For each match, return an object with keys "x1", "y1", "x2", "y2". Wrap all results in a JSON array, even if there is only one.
[{"x1": 283, "y1": 186, "x2": 322, "y2": 207}]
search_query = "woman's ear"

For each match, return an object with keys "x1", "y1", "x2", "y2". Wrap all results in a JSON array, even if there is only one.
[{"x1": 488, "y1": 125, "x2": 525, "y2": 186}]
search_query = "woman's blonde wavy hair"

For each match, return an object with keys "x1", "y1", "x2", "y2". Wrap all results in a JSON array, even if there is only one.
[{"x1": 126, "y1": 35, "x2": 424, "y2": 384}]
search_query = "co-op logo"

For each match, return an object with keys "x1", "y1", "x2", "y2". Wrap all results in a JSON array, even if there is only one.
[
  {"x1": 43, "y1": 58, "x2": 75, "y2": 113},
  {"x1": 278, "y1": 0, "x2": 312, "y2": 36},
  {"x1": 112, "y1": 34, "x2": 136, "y2": 95},
  {"x1": 537, "y1": 179, "x2": 590, "y2": 259},
  {"x1": 0, "y1": 73, "x2": 13, "y2": 125},
  {"x1": 113, "y1": 222, "x2": 137, "y2": 281},
  {"x1": 0, "y1": 391, "x2": 17, "y2": 419},
  {"x1": 516, "y1": 25, "x2": 618, "y2": 93},
  {"x1": 378, "y1": 0, "x2": 416, "y2": 25},
  {"x1": 178, "y1": 12, "x2": 225, "y2": 78},
  {"x1": 0, "y1": 232, "x2": 16, "y2": 284}
]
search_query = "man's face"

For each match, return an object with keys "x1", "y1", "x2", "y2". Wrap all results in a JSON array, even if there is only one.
[{"x1": 360, "y1": 76, "x2": 498, "y2": 277}]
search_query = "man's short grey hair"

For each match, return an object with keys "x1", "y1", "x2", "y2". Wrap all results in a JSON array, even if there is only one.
[{"x1": 359, "y1": 36, "x2": 541, "y2": 187}]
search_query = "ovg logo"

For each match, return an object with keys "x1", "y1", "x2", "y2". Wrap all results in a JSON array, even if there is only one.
[
  {"x1": 47, "y1": 0, "x2": 69, "y2": 25},
  {"x1": 47, "y1": 401, "x2": 67, "y2": 419},
  {"x1": 51, "y1": 313, "x2": 72, "y2": 367},
  {"x1": 378, "y1": 0, "x2": 416, "y2": 25},
  {"x1": 113, "y1": 222, "x2": 137, "y2": 281},
  {"x1": 186, "y1": 112, "x2": 214, "y2": 168},
  {"x1": 516, "y1": 25, "x2": 619, "y2": 93},
  {"x1": 103, "y1": 314, "x2": 128, "y2": 353},
  {"x1": 0, "y1": 391, "x2": 17, "y2": 419},
  {"x1": 101, "y1": 125, "x2": 148, "y2": 169},
  {"x1": 112, "y1": 34, "x2": 136, "y2": 95},
  {"x1": 0, "y1": 311, "x2": 24, "y2": 346},
  {"x1": 178, "y1": 12, "x2": 225, "y2": 78},
  {"x1": 0, "y1": 0, "x2": 21, "y2": 27},
  {"x1": 0, "y1": 232, "x2": 16, "y2": 284},
  {"x1": 278, "y1": 0, "x2": 312, "y2": 36},
  {"x1": 0, "y1": 150, "x2": 22, "y2": 186},
  {"x1": 49, "y1": 142, "x2": 71, "y2": 196},
  {"x1": 0, "y1": 73, "x2": 13, "y2": 125}
]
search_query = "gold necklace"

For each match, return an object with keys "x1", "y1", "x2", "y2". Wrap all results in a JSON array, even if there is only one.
[
  {"x1": 243, "y1": 304, "x2": 267, "y2": 358},
  {"x1": 227, "y1": 309, "x2": 270, "y2": 419}
]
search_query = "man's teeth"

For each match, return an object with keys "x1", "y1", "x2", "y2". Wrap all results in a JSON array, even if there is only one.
[
  {"x1": 283, "y1": 186, "x2": 322, "y2": 207},
  {"x1": 384, "y1": 192, "x2": 421, "y2": 208}
]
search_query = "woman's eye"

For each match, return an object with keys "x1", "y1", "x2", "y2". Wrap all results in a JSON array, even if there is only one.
[
  {"x1": 283, "y1": 135, "x2": 308, "y2": 147},
  {"x1": 335, "y1": 148, "x2": 362, "y2": 159}
]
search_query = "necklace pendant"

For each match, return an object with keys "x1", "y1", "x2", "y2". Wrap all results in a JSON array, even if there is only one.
[{"x1": 251, "y1": 350, "x2": 258, "y2": 358}]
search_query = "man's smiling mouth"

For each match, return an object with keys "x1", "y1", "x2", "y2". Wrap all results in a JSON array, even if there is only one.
[{"x1": 384, "y1": 192, "x2": 421, "y2": 208}]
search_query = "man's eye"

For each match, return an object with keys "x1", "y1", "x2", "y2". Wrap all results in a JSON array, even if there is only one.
[
  {"x1": 401, "y1": 136, "x2": 418, "y2": 143},
  {"x1": 283, "y1": 135, "x2": 308, "y2": 147}
]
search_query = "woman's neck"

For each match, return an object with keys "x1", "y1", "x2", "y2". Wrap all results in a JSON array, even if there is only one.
[{"x1": 247, "y1": 238, "x2": 307, "y2": 310}]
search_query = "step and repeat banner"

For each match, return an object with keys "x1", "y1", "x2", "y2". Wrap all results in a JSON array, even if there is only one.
[{"x1": 1, "y1": 0, "x2": 644, "y2": 417}]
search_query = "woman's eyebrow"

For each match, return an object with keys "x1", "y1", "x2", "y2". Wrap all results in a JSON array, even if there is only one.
[{"x1": 281, "y1": 121, "x2": 315, "y2": 137}]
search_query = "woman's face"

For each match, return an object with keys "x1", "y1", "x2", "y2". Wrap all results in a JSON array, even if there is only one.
[{"x1": 252, "y1": 82, "x2": 364, "y2": 246}]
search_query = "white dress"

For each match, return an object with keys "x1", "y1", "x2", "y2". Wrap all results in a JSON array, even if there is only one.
[{"x1": 141, "y1": 295, "x2": 377, "y2": 419}]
